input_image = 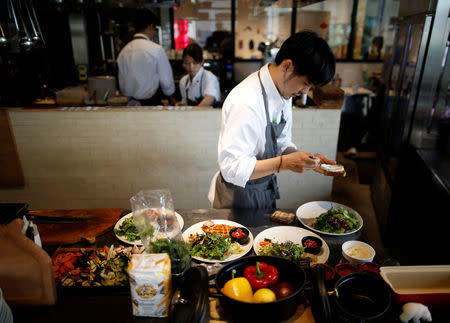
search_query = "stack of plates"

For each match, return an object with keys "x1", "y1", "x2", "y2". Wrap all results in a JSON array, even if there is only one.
[{"x1": 0, "y1": 288, "x2": 13, "y2": 323}]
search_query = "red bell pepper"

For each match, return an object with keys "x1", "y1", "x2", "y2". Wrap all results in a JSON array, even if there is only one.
[{"x1": 243, "y1": 261, "x2": 278, "y2": 290}]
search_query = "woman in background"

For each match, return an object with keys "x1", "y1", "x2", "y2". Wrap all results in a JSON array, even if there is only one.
[{"x1": 179, "y1": 43, "x2": 221, "y2": 107}]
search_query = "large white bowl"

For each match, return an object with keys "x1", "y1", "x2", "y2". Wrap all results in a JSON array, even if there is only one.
[{"x1": 342, "y1": 240, "x2": 375, "y2": 264}]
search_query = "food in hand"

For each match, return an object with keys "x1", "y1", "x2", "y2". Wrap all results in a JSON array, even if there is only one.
[
  {"x1": 221, "y1": 269, "x2": 254, "y2": 303},
  {"x1": 320, "y1": 163, "x2": 346, "y2": 177},
  {"x1": 270, "y1": 210, "x2": 295, "y2": 224},
  {"x1": 253, "y1": 288, "x2": 277, "y2": 303},
  {"x1": 272, "y1": 282, "x2": 296, "y2": 300},
  {"x1": 244, "y1": 262, "x2": 278, "y2": 290},
  {"x1": 313, "y1": 207, "x2": 360, "y2": 233}
]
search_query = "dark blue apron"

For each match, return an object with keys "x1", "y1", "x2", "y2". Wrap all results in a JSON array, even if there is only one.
[
  {"x1": 185, "y1": 72, "x2": 205, "y2": 105},
  {"x1": 220, "y1": 70, "x2": 286, "y2": 209}
]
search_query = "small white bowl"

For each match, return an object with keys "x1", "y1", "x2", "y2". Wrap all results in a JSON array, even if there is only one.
[{"x1": 342, "y1": 240, "x2": 375, "y2": 264}]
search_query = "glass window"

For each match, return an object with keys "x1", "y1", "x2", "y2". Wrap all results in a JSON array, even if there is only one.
[
  {"x1": 297, "y1": 0, "x2": 353, "y2": 60},
  {"x1": 235, "y1": 0, "x2": 293, "y2": 60},
  {"x1": 355, "y1": 0, "x2": 400, "y2": 60},
  {"x1": 173, "y1": 0, "x2": 232, "y2": 59}
]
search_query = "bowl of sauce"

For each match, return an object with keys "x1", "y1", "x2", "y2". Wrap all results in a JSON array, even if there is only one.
[
  {"x1": 229, "y1": 227, "x2": 250, "y2": 245},
  {"x1": 342, "y1": 240, "x2": 375, "y2": 264},
  {"x1": 301, "y1": 236, "x2": 323, "y2": 255}
]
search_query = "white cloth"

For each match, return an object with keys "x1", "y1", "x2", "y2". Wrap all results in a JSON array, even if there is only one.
[
  {"x1": 117, "y1": 33, "x2": 175, "y2": 100},
  {"x1": 179, "y1": 67, "x2": 221, "y2": 104},
  {"x1": 216, "y1": 63, "x2": 296, "y2": 188}
]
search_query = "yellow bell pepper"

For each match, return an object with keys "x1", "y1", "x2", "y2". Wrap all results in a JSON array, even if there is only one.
[{"x1": 221, "y1": 269, "x2": 254, "y2": 303}]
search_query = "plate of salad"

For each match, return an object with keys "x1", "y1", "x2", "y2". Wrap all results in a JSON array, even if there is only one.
[
  {"x1": 182, "y1": 220, "x2": 253, "y2": 263},
  {"x1": 114, "y1": 211, "x2": 184, "y2": 245},
  {"x1": 253, "y1": 226, "x2": 329, "y2": 264},
  {"x1": 296, "y1": 201, "x2": 363, "y2": 236}
]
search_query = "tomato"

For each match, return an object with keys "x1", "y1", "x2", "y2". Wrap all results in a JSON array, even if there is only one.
[
  {"x1": 231, "y1": 228, "x2": 247, "y2": 238},
  {"x1": 272, "y1": 282, "x2": 296, "y2": 300},
  {"x1": 304, "y1": 239, "x2": 318, "y2": 248}
]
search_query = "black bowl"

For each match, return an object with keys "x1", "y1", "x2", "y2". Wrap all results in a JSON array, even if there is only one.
[
  {"x1": 215, "y1": 255, "x2": 306, "y2": 322},
  {"x1": 333, "y1": 272, "x2": 392, "y2": 320},
  {"x1": 301, "y1": 236, "x2": 323, "y2": 255},
  {"x1": 229, "y1": 227, "x2": 250, "y2": 245}
]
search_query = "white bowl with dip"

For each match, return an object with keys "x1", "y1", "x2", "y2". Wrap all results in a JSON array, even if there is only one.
[{"x1": 342, "y1": 240, "x2": 375, "y2": 264}]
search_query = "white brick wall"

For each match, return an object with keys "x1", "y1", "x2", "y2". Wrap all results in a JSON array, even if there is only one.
[{"x1": 1, "y1": 108, "x2": 340, "y2": 210}]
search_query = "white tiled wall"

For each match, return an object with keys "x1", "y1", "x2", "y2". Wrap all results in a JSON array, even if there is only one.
[{"x1": 2, "y1": 108, "x2": 340, "y2": 210}]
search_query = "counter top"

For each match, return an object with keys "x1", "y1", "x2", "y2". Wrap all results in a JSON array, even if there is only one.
[
  {"x1": 9, "y1": 207, "x2": 434, "y2": 323},
  {"x1": 2, "y1": 103, "x2": 342, "y2": 111}
]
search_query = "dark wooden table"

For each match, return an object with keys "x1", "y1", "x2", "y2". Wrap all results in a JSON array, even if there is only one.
[{"x1": 9, "y1": 208, "x2": 448, "y2": 322}]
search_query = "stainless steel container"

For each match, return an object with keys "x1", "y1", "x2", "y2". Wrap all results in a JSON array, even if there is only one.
[{"x1": 88, "y1": 76, "x2": 116, "y2": 105}]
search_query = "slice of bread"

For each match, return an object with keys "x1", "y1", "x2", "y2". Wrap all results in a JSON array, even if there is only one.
[
  {"x1": 320, "y1": 164, "x2": 346, "y2": 177},
  {"x1": 270, "y1": 211, "x2": 295, "y2": 224}
]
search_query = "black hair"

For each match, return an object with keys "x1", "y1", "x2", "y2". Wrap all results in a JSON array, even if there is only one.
[
  {"x1": 133, "y1": 9, "x2": 160, "y2": 33},
  {"x1": 182, "y1": 43, "x2": 203, "y2": 63},
  {"x1": 275, "y1": 30, "x2": 335, "y2": 87}
]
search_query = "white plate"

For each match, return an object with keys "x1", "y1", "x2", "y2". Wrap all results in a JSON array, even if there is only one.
[
  {"x1": 114, "y1": 211, "x2": 184, "y2": 246},
  {"x1": 182, "y1": 219, "x2": 253, "y2": 263},
  {"x1": 253, "y1": 226, "x2": 330, "y2": 264},
  {"x1": 296, "y1": 201, "x2": 363, "y2": 236}
]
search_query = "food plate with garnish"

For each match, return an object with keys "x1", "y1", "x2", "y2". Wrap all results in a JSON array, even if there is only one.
[
  {"x1": 114, "y1": 210, "x2": 184, "y2": 245},
  {"x1": 296, "y1": 201, "x2": 363, "y2": 236},
  {"x1": 182, "y1": 219, "x2": 253, "y2": 263},
  {"x1": 253, "y1": 226, "x2": 329, "y2": 265}
]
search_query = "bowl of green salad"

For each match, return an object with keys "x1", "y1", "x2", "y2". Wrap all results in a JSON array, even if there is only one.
[{"x1": 296, "y1": 201, "x2": 363, "y2": 236}]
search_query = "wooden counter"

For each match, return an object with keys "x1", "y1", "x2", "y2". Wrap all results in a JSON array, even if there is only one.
[{"x1": 1, "y1": 106, "x2": 341, "y2": 210}]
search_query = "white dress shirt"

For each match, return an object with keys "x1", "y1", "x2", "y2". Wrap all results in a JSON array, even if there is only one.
[
  {"x1": 179, "y1": 67, "x2": 221, "y2": 104},
  {"x1": 117, "y1": 34, "x2": 175, "y2": 100},
  {"x1": 217, "y1": 63, "x2": 296, "y2": 188}
]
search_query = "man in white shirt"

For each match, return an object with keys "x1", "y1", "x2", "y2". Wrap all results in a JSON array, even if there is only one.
[
  {"x1": 211, "y1": 31, "x2": 337, "y2": 209},
  {"x1": 117, "y1": 9, "x2": 176, "y2": 105}
]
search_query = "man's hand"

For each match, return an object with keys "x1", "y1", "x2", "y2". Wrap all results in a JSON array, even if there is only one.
[
  {"x1": 281, "y1": 151, "x2": 320, "y2": 173},
  {"x1": 312, "y1": 153, "x2": 337, "y2": 175}
]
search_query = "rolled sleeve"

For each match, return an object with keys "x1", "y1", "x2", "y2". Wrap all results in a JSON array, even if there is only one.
[
  {"x1": 179, "y1": 75, "x2": 188, "y2": 104},
  {"x1": 204, "y1": 73, "x2": 221, "y2": 102},
  {"x1": 157, "y1": 49, "x2": 175, "y2": 96},
  {"x1": 218, "y1": 102, "x2": 263, "y2": 187}
]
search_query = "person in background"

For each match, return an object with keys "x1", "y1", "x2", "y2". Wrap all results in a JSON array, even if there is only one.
[
  {"x1": 179, "y1": 43, "x2": 221, "y2": 106},
  {"x1": 117, "y1": 9, "x2": 176, "y2": 106},
  {"x1": 209, "y1": 31, "x2": 336, "y2": 209}
]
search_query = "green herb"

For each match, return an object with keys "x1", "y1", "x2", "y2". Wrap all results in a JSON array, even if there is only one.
[
  {"x1": 313, "y1": 207, "x2": 360, "y2": 233},
  {"x1": 149, "y1": 238, "x2": 191, "y2": 274},
  {"x1": 114, "y1": 217, "x2": 140, "y2": 242},
  {"x1": 258, "y1": 241, "x2": 306, "y2": 265},
  {"x1": 188, "y1": 233, "x2": 232, "y2": 261}
]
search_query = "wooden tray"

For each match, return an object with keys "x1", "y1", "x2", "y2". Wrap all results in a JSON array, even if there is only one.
[{"x1": 30, "y1": 208, "x2": 123, "y2": 245}]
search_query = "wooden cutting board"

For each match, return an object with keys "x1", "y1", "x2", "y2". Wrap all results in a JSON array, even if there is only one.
[{"x1": 29, "y1": 208, "x2": 123, "y2": 245}]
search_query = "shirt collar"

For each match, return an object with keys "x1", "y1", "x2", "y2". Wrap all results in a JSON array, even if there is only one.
[
  {"x1": 186, "y1": 66, "x2": 204, "y2": 88},
  {"x1": 260, "y1": 63, "x2": 290, "y2": 108},
  {"x1": 133, "y1": 33, "x2": 150, "y2": 41}
]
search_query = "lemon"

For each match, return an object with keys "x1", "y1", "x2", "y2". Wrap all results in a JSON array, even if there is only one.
[{"x1": 253, "y1": 288, "x2": 276, "y2": 303}]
